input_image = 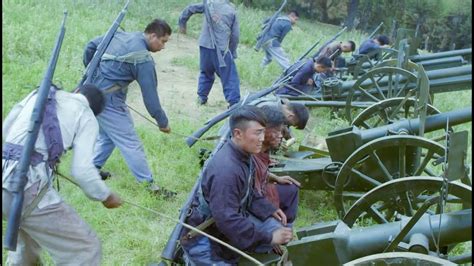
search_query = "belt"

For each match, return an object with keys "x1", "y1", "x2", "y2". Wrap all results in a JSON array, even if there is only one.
[{"x1": 2, "y1": 142, "x2": 45, "y2": 166}]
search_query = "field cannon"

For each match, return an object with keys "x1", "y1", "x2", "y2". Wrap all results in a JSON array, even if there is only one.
[
  {"x1": 238, "y1": 177, "x2": 471, "y2": 265},
  {"x1": 346, "y1": 48, "x2": 471, "y2": 79}
]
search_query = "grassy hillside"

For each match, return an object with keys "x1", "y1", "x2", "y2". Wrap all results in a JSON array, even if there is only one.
[{"x1": 2, "y1": 0, "x2": 471, "y2": 265}]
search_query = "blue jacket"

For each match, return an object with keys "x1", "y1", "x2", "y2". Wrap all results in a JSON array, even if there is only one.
[
  {"x1": 182, "y1": 140, "x2": 275, "y2": 263},
  {"x1": 276, "y1": 58, "x2": 315, "y2": 95},
  {"x1": 83, "y1": 31, "x2": 168, "y2": 128},
  {"x1": 358, "y1": 39, "x2": 380, "y2": 55},
  {"x1": 260, "y1": 15, "x2": 292, "y2": 47}
]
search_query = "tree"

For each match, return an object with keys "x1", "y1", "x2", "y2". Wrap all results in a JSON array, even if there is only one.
[{"x1": 345, "y1": 0, "x2": 359, "y2": 30}]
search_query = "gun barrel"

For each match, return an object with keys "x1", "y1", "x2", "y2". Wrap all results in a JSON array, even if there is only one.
[
  {"x1": 288, "y1": 209, "x2": 471, "y2": 265},
  {"x1": 367, "y1": 22, "x2": 384, "y2": 40},
  {"x1": 361, "y1": 107, "x2": 472, "y2": 143},
  {"x1": 410, "y1": 48, "x2": 472, "y2": 62},
  {"x1": 4, "y1": 11, "x2": 67, "y2": 251},
  {"x1": 347, "y1": 209, "x2": 472, "y2": 260},
  {"x1": 79, "y1": 1, "x2": 129, "y2": 87},
  {"x1": 326, "y1": 107, "x2": 471, "y2": 162}
]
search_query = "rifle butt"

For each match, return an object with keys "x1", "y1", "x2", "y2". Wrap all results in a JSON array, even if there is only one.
[{"x1": 4, "y1": 192, "x2": 25, "y2": 251}]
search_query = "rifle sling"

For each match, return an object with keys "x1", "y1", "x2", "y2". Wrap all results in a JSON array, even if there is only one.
[{"x1": 21, "y1": 178, "x2": 51, "y2": 220}]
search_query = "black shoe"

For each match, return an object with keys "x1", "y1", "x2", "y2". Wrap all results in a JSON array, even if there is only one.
[
  {"x1": 148, "y1": 183, "x2": 177, "y2": 199},
  {"x1": 197, "y1": 97, "x2": 207, "y2": 105},
  {"x1": 99, "y1": 170, "x2": 112, "y2": 180}
]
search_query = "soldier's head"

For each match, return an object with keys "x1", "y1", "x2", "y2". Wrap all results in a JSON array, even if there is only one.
[
  {"x1": 282, "y1": 101, "x2": 309, "y2": 130},
  {"x1": 229, "y1": 105, "x2": 267, "y2": 154},
  {"x1": 144, "y1": 18, "x2": 172, "y2": 52},
  {"x1": 259, "y1": 105, "x2": 286, "y2": 149},
  {"x1": 374, "y1": 35, "x2": 390, "y2": 46},
  {"x1": 288, "y1": 10, "x2": 299, "y2": 25},
  {"x1": 314, "y1": 56, "x2": 332, "y2": 73},
  {"x1": 341, "y1": 41, "x2": 356, "y2": 53},
  {"x1": 78, "y1": 84, "x2": 105, "y2": 116}
]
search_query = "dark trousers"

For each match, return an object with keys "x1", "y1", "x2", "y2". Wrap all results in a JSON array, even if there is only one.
[
  {"x1": 276, "y1": 183, "x2": 299, "y2": 224},
  {"x1": 198, "y1": 46, "x2": 240, "y2": 105}
]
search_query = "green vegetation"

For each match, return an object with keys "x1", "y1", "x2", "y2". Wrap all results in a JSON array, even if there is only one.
[{"x1": 2, "y1": 0, "x2": 471, "y2": 265}]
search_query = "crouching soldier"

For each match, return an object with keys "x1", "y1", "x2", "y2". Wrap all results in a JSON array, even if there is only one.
[
  {"x1": 180, "y1": 105, "x2": 293, "y2": 265},
  {"x1": 2, "y1": 84, "x2": 122, "y2": 265}
]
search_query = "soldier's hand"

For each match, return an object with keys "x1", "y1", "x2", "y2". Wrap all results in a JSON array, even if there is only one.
[
  {"x1": 275, "y1": 175, "x2": 301, "y2": 188},
  {"x1": 179, "y1": 26, "x2": 187, "y2": 34},
  {"x1": 102, "y1": 192, "x2": 122, "y2": 209},
  {"x1": 271, "y1": 227, "x2": 293, "y2": 245},
  {"x1": 272, "y1": 209, "x2": 288, "y2": 226},
  {"x1": 159, "y1": 126, "x2": 171, "y2": 134}
]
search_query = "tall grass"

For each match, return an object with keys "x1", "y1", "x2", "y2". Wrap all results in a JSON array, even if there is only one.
[{"x1": 2, "y1": 0, "x2": 471, "y2": 265}]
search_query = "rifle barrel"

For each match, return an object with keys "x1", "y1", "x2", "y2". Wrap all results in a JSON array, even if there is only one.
[
  {"x1": 78, "y1": 0, "x2": 129, "y2": 88},
  {"x1": 4, "y1": 11, "x2": 68, "y2": 251}
]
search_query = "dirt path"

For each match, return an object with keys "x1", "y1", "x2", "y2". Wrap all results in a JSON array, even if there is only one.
[{"x1": 127, "y1": 34, "x2": 228, "y2": 128}]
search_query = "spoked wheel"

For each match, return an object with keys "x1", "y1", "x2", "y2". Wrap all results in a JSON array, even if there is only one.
[
  {"x1": 345, "y1": 67, "x2": 418, "y2": 123},
  {"x1": 341, "y1": 176, "x2": 472, "y2": 227},
  {"x1": 334, "y1": 135, "x2": 446, "y2": 218},
  {"x1": 350, "y1": 48, "x2": 398, "y2": 79},
  {"x1": 351, "y1": 97, "x2": 442, "y2": 129},
  {"x1": 344, "y1": 251, "x2": 457, "y2": 266}
]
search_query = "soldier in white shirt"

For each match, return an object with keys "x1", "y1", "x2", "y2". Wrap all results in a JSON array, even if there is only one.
[{"x1": 2, "y1": 84, "x2": 122, "y2": 265}]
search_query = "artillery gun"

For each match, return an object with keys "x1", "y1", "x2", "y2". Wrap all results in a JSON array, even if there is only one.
[
  {"x1": 238, "y1": 177, "x2": 471, "y2": 265},
  {"x1": 285, "y1": 57, "x2": 471, "y2": 122},
  {"x1": 344, "y1": 27, "x2": 472, "y2": 79}
]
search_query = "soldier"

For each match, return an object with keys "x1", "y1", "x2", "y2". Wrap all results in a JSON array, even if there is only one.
[
  {"x1": 180, "y1": 106, "x2": 293, "y2": 264},
  {"x1": 259, "y1": 10, "x2": 300, "y2": 70},
  {"x1": 358, "y1": 34, "x2": 391, "y2": 57},
  {"x1": 2, "y1": 84, "x2": 122, "y2": 265},
  {"x1": 319, "y1": 40, "x2": 356, "y2": 68},
  {"x1": 276, "y1": 56, "x2": 332, "y2": 96},
  {"x1": 253, "y1": 105, "x2": 301, "y2": 229},
  {"x1": 178, "y1": 0, "x2": 241, "y2": 108},
  {"x1": 83, "y1": 18, "x2": 175, "y2": 197}
]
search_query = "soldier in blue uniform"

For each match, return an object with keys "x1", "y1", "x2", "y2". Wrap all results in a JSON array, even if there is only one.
[
  {"x1": 83, "y1": 18, "x2": 174, "y2": 196},
  {"x1": 179, "y1": 0, "x2": 241, "y2": 108},
  {"x1": 259, "y1": 10, "x2": 300, "y2": 71}
]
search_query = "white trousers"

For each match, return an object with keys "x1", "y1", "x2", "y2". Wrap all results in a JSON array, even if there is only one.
[{"x1": 2, "y1": 183, "x2": 102, "y2": 265}]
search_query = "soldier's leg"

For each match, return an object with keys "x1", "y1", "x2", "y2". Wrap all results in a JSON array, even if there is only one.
[
  {"x1": 93, "y1": 115, "x2": 116, "y2": 168},
  {"x1": 3, "y1": 188, "x2": 42, "y2": 266},
  {"x1": 261, "y1": 47, "x2": 273, "y2": 67},
  {"x1": 97, "y1": 105, "x2": 154, "y2": 183},
  {"x1": 6, "y1": 230, "x2": 43, "y2": 266},
  {"x1": 267, "y1": 46, "x2": 291, "y2": 71},
  {"x1": 217, "y1": 53, "x2": 241, "y2": 106},
  {"x1": 198, "y1": 47, "x2": 216, "y2": 103},
  {"x1": 20, "y1": 190, "x2": 102, "y2": 265},
  {"x1": 276, "y1": 184, "x2": 299, "y2": 224}
]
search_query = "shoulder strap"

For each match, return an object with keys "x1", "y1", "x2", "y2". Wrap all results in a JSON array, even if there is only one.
[{"x1": 42, "y1": 86, "x2": 65, "y2": 169}]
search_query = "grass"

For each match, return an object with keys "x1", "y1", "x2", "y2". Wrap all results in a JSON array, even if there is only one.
[{"x1": 2, "y1": 0, "x2": 471, "y2": 265}]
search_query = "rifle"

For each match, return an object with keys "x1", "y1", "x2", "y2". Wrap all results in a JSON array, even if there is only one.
[
  {"x1": 282, "y1": 27, "x2": 347, "y2": 78},
  {"x1": 367, "y1": 22, "x2": 384, "y2": 40},
  {"x1": 254, "y1": 0, "x2": 287, "y2": 52},
  {"x1": 185, "y1": 73, "x2": 292, "y2": 147},
  {"x1": 161, "y1": 127, "x2": 230, "y2": 263},
  {"x1": 311, "y1": 26, "x2": 348, "y2": 60},
  {"x1": 4, "y1": 11, "x2": 68, "y2": 251},
  {"x1": 203, "y1": 0, "x2": 226, "y2": 67},
  {"x1": 75, "y1": 0, "x2": 130, "y2": 90}
]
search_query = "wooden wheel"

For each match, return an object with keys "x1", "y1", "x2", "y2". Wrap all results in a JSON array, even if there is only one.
[
  {"x1": 345, "y1": 67, "x2": 418, "y2": 123},
  {"x1": 333, "y1": 135, "x2": 446, "y2": 218},
  {"x1": 351, "y1": 97, "x2": 441, "y2": 129},
  {"x1": 341, "y1": 176, "x2": 472, "y2": 227}
]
